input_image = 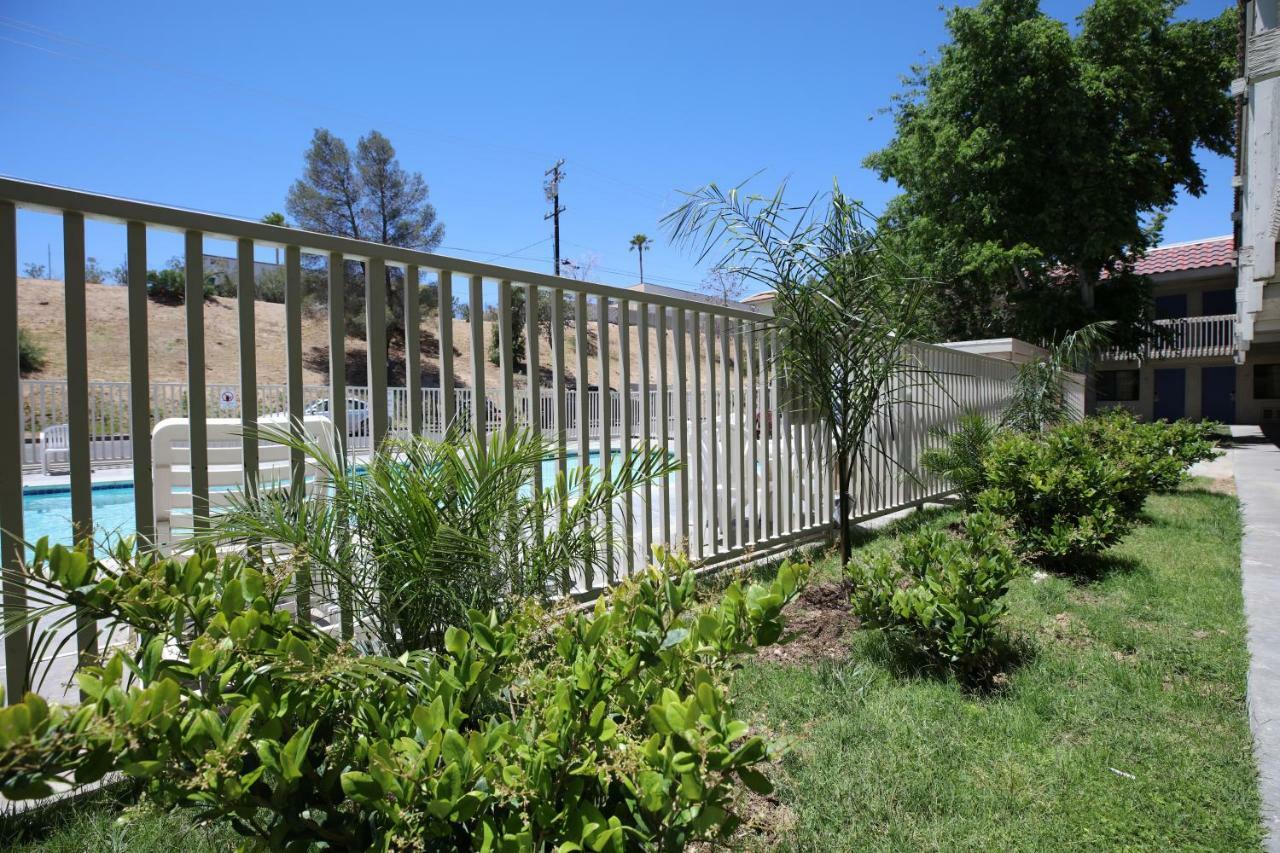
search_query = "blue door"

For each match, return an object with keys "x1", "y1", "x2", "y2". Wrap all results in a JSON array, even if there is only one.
[
  {"x1": 1153, "y1": 368, "x2": 1186, "y2": 421},
  {"x1": 1201, "y1": 366, "x2": 1236, "y2": 423}
]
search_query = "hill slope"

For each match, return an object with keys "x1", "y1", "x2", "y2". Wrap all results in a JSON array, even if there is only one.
[{"x1": 17, "y1": 278, "x2": 696, "y2": 391}]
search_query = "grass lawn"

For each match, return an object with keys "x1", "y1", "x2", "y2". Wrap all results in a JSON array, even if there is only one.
[
  {"x1": 2, "y1": 482, "x2": 1262, "y2": 850},
  {"x1": 733, "y1": 482, "x2": 1263, "y2": 850},
  {"x1": 2, "y1": 783, "x2": 240, "y2": 852}
]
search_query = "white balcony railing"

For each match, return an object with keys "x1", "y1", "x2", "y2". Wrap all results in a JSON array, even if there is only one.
[{"x1": 1102, "y1": 314, "x2": 1236, "y2": 361}]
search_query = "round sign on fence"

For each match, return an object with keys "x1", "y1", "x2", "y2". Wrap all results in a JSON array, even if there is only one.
[{"x1": 219, "y1": 389, "x2": 237, "y2": 410}]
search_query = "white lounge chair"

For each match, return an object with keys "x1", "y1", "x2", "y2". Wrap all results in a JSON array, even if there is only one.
[
  {"x1": 40, "y1": 423, "x2": 69, "y2": 474},
  {"x1": 151, "y1": 415, "x2": 337, "y2": 551}
]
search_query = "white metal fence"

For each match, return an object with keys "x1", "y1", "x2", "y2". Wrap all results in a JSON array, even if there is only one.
[
  {"x1": 21, "y1": 381, "x2": 726, "y2": 469},
  {"x1": 0, "y1": 177, "x2": 1021, "y2": 702}
]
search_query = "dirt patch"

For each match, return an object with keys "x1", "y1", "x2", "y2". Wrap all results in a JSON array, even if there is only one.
[
  {"x1": 1047, "y1": 612, "x2": 1093, "y2": 649},
  {"x1": 1206, "y1": 476, "x2": 1237, "y2": 495},
  {"x1": 725, "y1": 777, "x2": 798, "y2": 849},
  {"x1": 691, "y1": 723, "x2": 797, "y2": 852},
  {"x1": 756, "y1": 581, "x2": 859, "y2": 666}
]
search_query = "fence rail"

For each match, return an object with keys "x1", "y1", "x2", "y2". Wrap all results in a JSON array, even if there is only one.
[{"x1": 0, "y1": 177, "x2": 1021, "y2": 703}]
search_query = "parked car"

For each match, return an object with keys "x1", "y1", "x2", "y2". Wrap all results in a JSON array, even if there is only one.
[{"x1": 304, "y1": 397, "x2": 370, "y2": 435}]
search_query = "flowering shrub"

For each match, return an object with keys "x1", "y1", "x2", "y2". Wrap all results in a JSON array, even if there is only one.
[
  {"x1": 0, "y1": 540, "x2": 808, "y2": 850},
  {"x1": 845, "y1": 511, "x2": 1021, "y2": 674}
]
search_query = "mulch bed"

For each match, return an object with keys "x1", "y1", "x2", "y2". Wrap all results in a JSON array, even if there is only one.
[{"x1": 756, "y1": 581, "x2": 859, "y2": 665}]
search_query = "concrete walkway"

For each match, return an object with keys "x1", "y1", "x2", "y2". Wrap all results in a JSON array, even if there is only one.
[{"x1": 1232, "y1": 425, "x2": 1280, "y2": 850}]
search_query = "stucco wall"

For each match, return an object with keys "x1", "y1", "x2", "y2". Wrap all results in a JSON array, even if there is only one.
[{"x1": 1096, "y1": 342, "x2": 1280, "y2": 424}]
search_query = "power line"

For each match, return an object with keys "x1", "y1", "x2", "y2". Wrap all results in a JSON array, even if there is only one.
[{"x1": 439, "y1": 236, "x2": 551, "y2": 262}]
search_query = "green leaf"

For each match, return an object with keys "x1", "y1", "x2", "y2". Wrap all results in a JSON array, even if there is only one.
[
  {"x1": 660, "y1": 627, "x2": 689, "y2": 650},
  {"x1": 444, "y1": 627, "x2": 469, "y2": 657},
  {"x1": 341, "y1": 771, "x2": 383, "y2": 803},
  {"x1": 280, "y1": 722, "x2": 316, "y2": 782}
]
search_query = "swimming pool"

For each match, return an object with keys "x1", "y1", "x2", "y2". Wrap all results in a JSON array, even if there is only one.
[{"x1": 21, "y1": 451, "x2": 626, "y2": 548}]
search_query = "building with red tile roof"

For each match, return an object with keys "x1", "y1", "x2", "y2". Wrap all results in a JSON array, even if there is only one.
[{"x1": 1133, "y1": 236, "x2": 1235, "y2": 277}]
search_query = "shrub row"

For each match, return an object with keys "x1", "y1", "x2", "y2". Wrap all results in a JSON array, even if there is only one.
[
  {"x1": 0, "y1": 541, "x2": 808, "y2": 850},
  {"x1": 980, "y1": 412, "x2": 1220, "y2": 566},
  {"x1": 855, "y1": 411, "x2": 1220, "y2": 674}
]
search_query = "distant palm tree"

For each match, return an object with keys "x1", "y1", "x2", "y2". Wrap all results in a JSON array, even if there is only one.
[
  {"x1": 629, "y1": 233, "x2": 653, "y2": 284},
  {"x1": 262, "y1": 212, "x2": 287, "y2": 264}
]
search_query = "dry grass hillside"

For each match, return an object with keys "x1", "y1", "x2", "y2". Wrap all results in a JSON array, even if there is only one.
[{"x1": 18, "y1": 278, "x2": 734, "y2": 392}]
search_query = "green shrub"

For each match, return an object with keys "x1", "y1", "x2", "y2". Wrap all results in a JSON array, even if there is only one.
[
  {"x1": 1081, "y1": 410, "x2": 1220, "y2": 495},
  {"x1": 18, "y1": 326, "x2": 45, "y2": 375},
  {"x1": 977, "y1": 425, "x2": 1135, "y2": 566},
  {"x1": 846, "y1": 510, "x2": 1021, "y2": 675},
  {"x1": 0, "y1": 540, "x2": 808, "y2": 850},
  {"x1": 145, "y1": 268, "x2": 215, "y2": 304},
  {"x1": 920, "y1": 409, "x2": 1001, "y2": 507}
]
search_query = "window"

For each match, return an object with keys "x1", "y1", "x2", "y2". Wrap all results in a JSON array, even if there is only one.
[
  {"x1": 1201, "y1": 288, "x2": 1235, "y2": 316},
  {"x1": 1096, "y1": 369, "x2": 1140, "y2": 402},
  {"x1": 1256, "y1": 364, "x2": 1280, "y2": 400}
]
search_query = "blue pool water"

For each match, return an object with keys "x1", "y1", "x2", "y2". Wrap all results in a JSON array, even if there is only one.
[{"x1": 22, "y1": 451, "x2": 624, "y2": 548}]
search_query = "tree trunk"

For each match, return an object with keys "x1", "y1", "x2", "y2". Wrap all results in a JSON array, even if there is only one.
[
  {"x1": 837, "y1": 455, "x2": 852, "y2": 566},
  {"x1": 1075, "y1": 263, "x2": 1095, "y2": 309}
]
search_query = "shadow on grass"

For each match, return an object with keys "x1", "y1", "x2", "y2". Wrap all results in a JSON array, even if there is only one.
[
  {"x1": 847, "y1": 505, "x2": 956, "y2": 548},
  {"x1": 1038, "y1": 551, "x2": 1142, "y2": 585},
  {"x1": 854, "y1": 627, "x2": 1036, "y2": 695},
  {"x1": 1170, "y1": 485, "x2": 1238, "y2": 502}
]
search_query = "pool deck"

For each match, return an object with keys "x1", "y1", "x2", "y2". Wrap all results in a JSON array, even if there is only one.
[{"x1": 23, "y1": 466, "x2": 134, "y2": 489}]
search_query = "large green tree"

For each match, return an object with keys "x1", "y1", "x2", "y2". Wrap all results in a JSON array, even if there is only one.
[
  {"x1": 865, "y1": 0, "x2": 1235, "y2": 344},
  {"x1": 285, "y1": 129, "x2": 445, "y2": 362}
]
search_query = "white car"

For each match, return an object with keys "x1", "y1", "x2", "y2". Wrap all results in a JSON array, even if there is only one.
[{"x1": 304, "y1": 397, "x2": 370, "y2": 435}]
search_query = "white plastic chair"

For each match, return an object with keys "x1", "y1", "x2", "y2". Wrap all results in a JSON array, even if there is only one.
[
  {"x1": 40, "y1": 423, "x2": 70, "y2": 474},
  {"x1": 151, "y1": 415, "x2": 337, "y2": 550}
]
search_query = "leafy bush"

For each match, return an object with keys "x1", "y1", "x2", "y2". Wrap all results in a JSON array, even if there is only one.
[
  {"x1": 84, "y1": 257, "x2": 106, "y2": 284},
  {"x1": 977, "y1": 425, "x2": 1135, "y2": 566},
  {"x1": 920, "y1": 409, "x2": 1001, "y2": 507},
  {"x1": 846, "y1": 510, "x2": 1021, "y2": 674},
  {"x1": 208, "y1": 427, "x2": 678, "y2": 654},
  {"x1": 1080, "y1": 410, "x2": 1220, "y2": 496},
  {"x1": 18, "y1": 326, "x2": 45, "y2": 375},
  {"x1": 256, "y1": 266, "x2": 287, "y2": 303},
  {"x1": 0, "y1": 540, "x2": 807, "y2": 850},
  {"x1": 145, "y1": 268, "x2": 215, "y2": 304}
]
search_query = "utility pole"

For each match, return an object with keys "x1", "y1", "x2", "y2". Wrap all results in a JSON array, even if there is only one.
[{"x1": 543, "y1": 159, "x2": 566, "y2": 275}]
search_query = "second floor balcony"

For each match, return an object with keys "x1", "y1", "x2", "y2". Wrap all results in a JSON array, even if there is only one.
[{"x1": 1102, "y1": 314, "x2": 1236, "y2": 361}]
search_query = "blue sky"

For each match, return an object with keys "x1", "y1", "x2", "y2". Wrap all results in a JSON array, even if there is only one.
[{"x1": 1, "y1": 0, "x2": 1234, "y2": 295}]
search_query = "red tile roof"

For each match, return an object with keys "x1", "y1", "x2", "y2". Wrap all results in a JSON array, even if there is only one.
[{"x1": 1134, "y1": 236, "x2": 1234, "y2": 277}]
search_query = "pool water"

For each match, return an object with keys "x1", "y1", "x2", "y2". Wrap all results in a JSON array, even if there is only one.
[
  {"x1": 23, "y1": 482, "x2": 139, "y2": 548},
  {"x1": 22, "y1": 451, "x2": 627, "y2": 548}
]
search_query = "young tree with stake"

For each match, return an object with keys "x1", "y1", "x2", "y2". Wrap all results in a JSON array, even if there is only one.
[{"x1": 665, "y1": 179, "x2": 929, "y2": 565}]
